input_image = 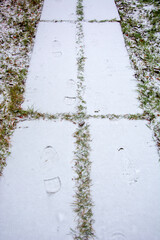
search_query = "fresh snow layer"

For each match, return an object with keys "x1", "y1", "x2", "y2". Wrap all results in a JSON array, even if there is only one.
[
  {"x1": 84, "y1": 23, "x2": 141, "y2": 115},
  {"x1": 0, "y1": 94, "x2": 4, "y2": 104},
  {"x1": 22, "y1": 22, "x2": 77, "y2": 114},
  {"x1": 84, "y1": 0, "x2": 120, "y2": 21},
  {"x1": 0, "y1": 120, "x2": 75, "y2": 240},
  {"x1": 90, "y1": 119, "x2": 160, "y2": 240},
  {"x1": 41, "y1": 0, "x2": 76, "y2": 21}
]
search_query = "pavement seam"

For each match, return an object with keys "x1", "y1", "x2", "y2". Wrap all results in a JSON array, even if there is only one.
[
  {"x1": 71, "y1": 0, "x2": 95, "y2": 239},
  {"x1": 40, "y1": 19, "x2": 121, "y2": 23},
  {"x1": 18, "y1": 111, "x2": 153, "y2": 122},
  {"x1": 40, "y1": 20, "x2": 76, "y2": 23},
  {"x1": 87, "y1": 19, "x2": 121, "y2": 23}
]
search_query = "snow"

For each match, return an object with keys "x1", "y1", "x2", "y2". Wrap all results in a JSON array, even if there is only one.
[
  {"x1": 1, "y1": 0, "x2": 160, "y2": 239},
  {"x1": 90, "y1": 119, "x2": 160, "y2": 240},
  {"x1": 41, "y1": 0, "x2": 76, "y2": 21},
  {"x1": 0, "y1": 120, "x2": 75, "y2": 240},
  {"x1": 22, "y1": 22, "x2": 77, "y2": 114},
  {"x1": 1, "y1": 119, "x2": 160, "y2": 240},
  {"x1": 84, "y1": 22, "x2": 141, "y2": 114},
  {"x1": 83, "y1": 0, "x2": 120, "y2": 21},
  {"x1": 143, "y1": 5, "x2": 155, "y2": 11},
  {"x1": 0, "y1": 94, "x2": 4, "y2": 104}
]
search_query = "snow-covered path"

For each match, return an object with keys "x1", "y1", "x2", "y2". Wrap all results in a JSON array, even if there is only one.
[{"x1": 0, "y1": 0, "x2": 160, "y2": 239}]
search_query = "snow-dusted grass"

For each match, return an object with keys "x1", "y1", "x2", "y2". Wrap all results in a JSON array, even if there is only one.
[
  {"x1": 115, "y1": 0, "x2": 160, "y2": 151},
  {"x1": 0, "y1": 0, "x2": 43, "y2": 174},
  {"x1": 71, "y1": 1, "x2": 95, "y2": 239},
  {"x1": 73, "y1": 124, "x2": 95, "y2": 239}
]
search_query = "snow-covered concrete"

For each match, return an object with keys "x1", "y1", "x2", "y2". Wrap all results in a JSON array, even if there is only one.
[
  {"x1": 0, "y1": 120, "x2": 75, "y2": 240},
  {"x1": 84, "y1": 0, "x2": 120, "y2": 21},
  {"x1": 23, "y1": 22, "x2": 77, "y2": 114},
  {"x1": 84, "y1": 22, "x2": 141, "y2": 115},
  {"x1": 41, "y1": 0, "x2": 76, "y2": 21},
  {"x1": 1, "y1": 0, "x2": 160, "y2": 239},
  {"x1": 90, "y1": 119, "x2": 160, "y2": 240}
]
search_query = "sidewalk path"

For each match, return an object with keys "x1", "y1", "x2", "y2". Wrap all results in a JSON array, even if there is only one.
[{"x1": 0, "y1": 0, "x2": 160, "y2": 239}]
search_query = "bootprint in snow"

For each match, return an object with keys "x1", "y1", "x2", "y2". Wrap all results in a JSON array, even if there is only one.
[{"x1": 41, "y1": 146, "x2": 61, "y2": 194}]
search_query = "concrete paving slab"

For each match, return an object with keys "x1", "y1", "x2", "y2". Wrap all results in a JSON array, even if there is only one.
[
  {"x1": 41, "y1": 0, "x2": 76, "y2": 21},
  {"x1": 84, "y1": 0, "x2": 120, "y2": 21},
  {"x1": 84, "y1": 23, "x2": 141, "y2": 115},
  {"x1": 0, "y1": 120, "x2": 75, "y2": 240},
  {"x1": 23, "y1": 22, "x2": 77, "y2": 114},
  {"x1": 90, "y1": 119, "x2": 160, "y2": 240}
]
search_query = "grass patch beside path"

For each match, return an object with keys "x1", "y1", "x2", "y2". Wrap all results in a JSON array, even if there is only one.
[
  {"x1": 0, "y1": 0, "x2": 44, "y2": 175},
  {"x1": 115, "y1": 0, "x2": 160, "y2": 153}
]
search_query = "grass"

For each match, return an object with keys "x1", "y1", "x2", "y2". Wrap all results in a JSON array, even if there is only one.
[
  {"x1": 72, "y1": 124, "x2": 95, "y2": 239},
  {"x1": 76, "y1": 0, "x2": 84, "y2": 21},
  {"x1": 88, "y1": 18, "x2": 120, "y2": 23},
  {"x1": 1, "y1": 0, "x2": 95, "y2": 237},
  {"x1": 0, "y1": 0, "x2": 44, "y2": 174},
  {"x1": 1, "y1": 0, "x2": 160, "y2": 238},
  {"x1": 70, "y1": 1, "x2": 95, "y2": 238},
  {"x1": 115, "y1": 0, "x2": 160, "y2": 152}
]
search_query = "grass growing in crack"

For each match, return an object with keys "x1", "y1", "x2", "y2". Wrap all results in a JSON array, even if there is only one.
[
  {"x1": 88, "y1": 18, "x2": 120, "y2": 23},
  {"x1": 70, "y1": 0, "x2": 96, "y2": 239},
  {"x1": 72, "y1": 124, "x2": 95, "y2": 240},
  {"x1": 115, "y1": 0, "x2": 160, "y2": 152},
  {"x1": 16, "y1": 109, "x2": 79, "y2": 122},
  {"x1": 0, "y1": 0, "x2": 43, "y2": 174},
  {"x1": 76, "y1": 21, "x2": 87, "y2": 120},
  {"x1": 87, "y1": 113, "x2": 149, "y2": 121},
  {"x1": 76, "y1": 0, "x2": 84, "y2": 21}
]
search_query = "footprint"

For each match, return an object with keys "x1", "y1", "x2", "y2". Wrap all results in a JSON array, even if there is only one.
[
  {"x1": 52, "y1": 40, "x2": 62, "y2": 57},
  {"x1": 52, "y1": 40, "x2": 61, "y2": 49},
  {"x1": 44, "y1": 177, "x2": 61, "y2": 194},
  {"x1": 64, "y1": 79, "x2": 77, "y2": 104},
  {"x1": 41, "y1": 146, "x2": 61, "y2": 194},
  {"x1": 52, "y1": 51, "x2": 62, "y2": 57},
  {"x1": 117, "y1": 148, "x2": 139, "y2": 185},
  {"x1": 111, "y1": 232, "x2": 127, "y2": 240},
  {"x1": 64, "y1": 96, "x2": 76, "y2": 105},
  {"x1": 67, "y1": 79, "x2": 76, "y2": 89},
  {"x1": 64, "y1": 79, "x2": 77, "y2": 105}
]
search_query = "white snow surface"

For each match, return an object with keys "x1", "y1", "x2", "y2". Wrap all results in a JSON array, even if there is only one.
[
  {"x1": 84, "y1": 23, "x2": 141, "y2": 114},
  {"x1": 0, "y1": 120, "x2": 75, "y2": 240},
  {"x1": 84, "y1": 0, "x2": 120, "y2": 21},
  {"x1": 1, "y1": 0, "x2": 160, "y2": 239},
  {"x1": 22, "y1": 22, "x2": 77, "y2": 113},
  {"x1": 0, "y1": 94, "x2": 4, "y2": 104},
  {"x1": 90, "y1": 119, "x2": 160, "y2": 240},
  {"x1": 41, "y1": 0, "x2": 76, "y2": 21}
]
